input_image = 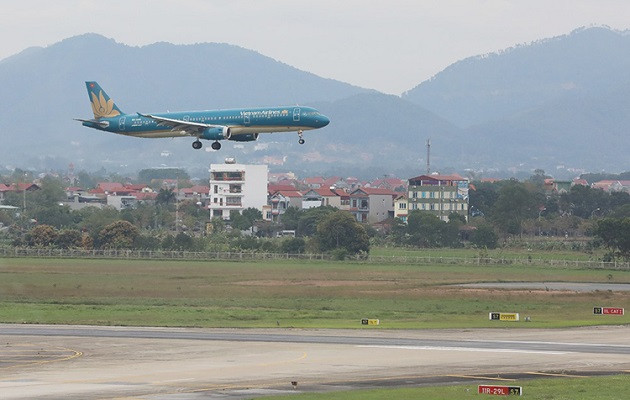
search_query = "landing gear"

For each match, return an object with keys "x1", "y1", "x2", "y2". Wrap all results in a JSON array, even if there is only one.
[
  {"x1": 192, "y1": 140, "x2": 202, "y2": 150},
  {"x1": 297, "y1": 130, "x2": 305, "y2": 145},
  {"x1": 211, "y1": 141, "x2": 222, "y2": 150}
]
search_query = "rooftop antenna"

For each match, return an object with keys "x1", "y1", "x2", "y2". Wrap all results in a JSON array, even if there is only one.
[{"x1": 426, "y1": 138, "x2": 431, "y2": 174}]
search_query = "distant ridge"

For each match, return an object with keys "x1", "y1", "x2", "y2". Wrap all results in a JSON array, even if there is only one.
[{"x1": 0, "y1": 30, "x2": 628, "y2": 175}]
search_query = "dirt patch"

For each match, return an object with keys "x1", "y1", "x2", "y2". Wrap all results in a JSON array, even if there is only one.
[{"x1": 234, "y1": 280, "x2": 394, "y2": 287}]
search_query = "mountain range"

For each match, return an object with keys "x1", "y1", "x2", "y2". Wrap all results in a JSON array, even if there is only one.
[{"x1": 0, "y1": 27, "x2": 628, "y2": 178}]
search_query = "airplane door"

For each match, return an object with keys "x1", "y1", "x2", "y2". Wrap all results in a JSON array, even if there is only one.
[
  {"x1": 244, "y1": 115, "x2": 250, "y2": 126},
  {"x1": 119, "y1": 117, "x2": 126, "y2": 131},
  {"x1": 293, "y1": 108, "x2": 301, "y2": 122}
]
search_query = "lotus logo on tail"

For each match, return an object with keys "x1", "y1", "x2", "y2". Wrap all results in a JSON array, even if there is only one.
[{"x1": 91, "y1": 90, "x2": 120, "y2": 118}]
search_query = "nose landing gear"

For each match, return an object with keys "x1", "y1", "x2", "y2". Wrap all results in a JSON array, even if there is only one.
[{"x1": 297, "y1": 130, "x2": 305, "y2": 145}]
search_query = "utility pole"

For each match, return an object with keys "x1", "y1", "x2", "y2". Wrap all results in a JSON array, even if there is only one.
[{"x1": 426, "y1": 138, "x2": 431, "y2": 174}]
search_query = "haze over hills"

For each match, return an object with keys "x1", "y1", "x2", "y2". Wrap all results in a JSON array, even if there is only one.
[{"x1": 0, "y1": 28, "x2": 629, "y2": 177}]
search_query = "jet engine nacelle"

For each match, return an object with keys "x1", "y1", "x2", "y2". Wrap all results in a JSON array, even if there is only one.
[
  {"x1": 228, "y1": 133, "x2": 259, "y2": 142},
  {"x1": 201, "y1": 126, "x2": 230, "y2": 140}
]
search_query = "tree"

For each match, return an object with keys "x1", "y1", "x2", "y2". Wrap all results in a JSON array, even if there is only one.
[
  {"x1": 55, "y1": 229, "x2": 82, "y2": 249},
  {"x1": 280, "y1": 237, "x2": 306, "y2": 253},
  {"x1": 173, "y1": 232, "x2": 195, "y2": 250},
  {"x1": 156, "y1": 188, "x2": 176, "y2": 207},
  {"x1": 98, "y1": 220, "x2": 139, "y2": 249},
  {"x1": 280, "y1": 206, "x2": 303, "y2": 230},
  {"x1": 27, "y1": 224, "x2": 58, "y2": 247},
  {"x1": 594, "y1": 217, "x2": 630, "y2": 260},
  {"x1": 406, "y1": 211, "x2": 448, "y2": 247},
  {"x1": 490, "y1": 181, "x2": 538, "y2": 235},
  {"x1": 297, "y1": 206, "x2": 337, "y2": 236},
  {"x1": 316, "y1": 211, "x2": 369, "y2": 254},
  {"x1": 230, "y1": 208, "x2": 262, "y2": 231},
  {"x1": 470, "y1": 224, "x2": 499, "y2": 249}
]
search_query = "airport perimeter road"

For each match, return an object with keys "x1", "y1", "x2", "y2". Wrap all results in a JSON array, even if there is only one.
[{"x1": 1, "y1": 325, "x2": 629, "y2": 399}]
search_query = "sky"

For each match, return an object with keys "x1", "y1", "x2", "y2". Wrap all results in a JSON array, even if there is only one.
[{"x1": 2, "y1": 1, "x2": 630, "y2": 94}]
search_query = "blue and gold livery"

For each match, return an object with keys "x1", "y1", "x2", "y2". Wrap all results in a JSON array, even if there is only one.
[{"x1": 76, "y1": 81, "x2": 329, "y2": 150}]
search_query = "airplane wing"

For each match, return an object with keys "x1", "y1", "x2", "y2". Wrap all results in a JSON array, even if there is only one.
[{"x1": 138, "y1": 113, "x2": 220, "y2": 136}]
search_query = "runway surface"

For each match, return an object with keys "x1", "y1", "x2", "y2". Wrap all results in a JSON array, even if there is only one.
[{"x1": 1, "y1": 324, "x2": 629, "y2": 399}]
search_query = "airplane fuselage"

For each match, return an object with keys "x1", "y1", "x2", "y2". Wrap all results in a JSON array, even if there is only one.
[
  {"x1": 78, "y1": 81, "x2": 329, "y2": 150},
  {"x1": 82, "y1": 106, "x2": 327, "y2": 138}
]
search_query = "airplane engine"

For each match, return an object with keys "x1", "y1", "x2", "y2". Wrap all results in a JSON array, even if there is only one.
[
  {"x1": 228, "y1": 133, "x2": 259, "y2": 142},
  {"x1": 201, "y1": 126, "x2": 230, "y2": 140}
]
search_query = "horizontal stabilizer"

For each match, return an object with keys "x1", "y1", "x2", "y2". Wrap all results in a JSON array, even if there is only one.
[{"x1": 74, "y1": 118, "x2": 109, "y2": 128}]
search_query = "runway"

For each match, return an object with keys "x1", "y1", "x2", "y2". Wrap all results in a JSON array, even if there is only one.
[{"x1": 1, "y1": 324, "x2": 629, "y2": 399}]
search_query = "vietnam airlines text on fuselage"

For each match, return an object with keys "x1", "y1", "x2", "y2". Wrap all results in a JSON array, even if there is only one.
[{"x1": 76, "y1": 81, "x2": 330, "y2": 151}]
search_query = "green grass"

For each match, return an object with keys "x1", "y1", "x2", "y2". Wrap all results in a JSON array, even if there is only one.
[
  {"x1": 253, "y1": 374, "x2": 630, "y2": 400},
  {"x1": 370, "y1": 245, "x2": 603, "y2": 261},
  {"x1": 0, "y1": 257, "x2": 629, "y2": 328}
]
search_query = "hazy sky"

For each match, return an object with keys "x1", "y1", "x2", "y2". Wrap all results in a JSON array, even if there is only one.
[{"x1": 2, "y1": 1, "x2": 630, "y2": 94}]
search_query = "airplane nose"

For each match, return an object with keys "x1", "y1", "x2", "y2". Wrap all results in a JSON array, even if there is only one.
[{"x1": 318, "y1": 115, "x2": 330, "y2": 127}]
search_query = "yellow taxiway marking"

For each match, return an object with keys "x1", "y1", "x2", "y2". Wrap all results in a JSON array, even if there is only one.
[
  {"x1": 525, "y1": 371, "x2": 587, "y2": 378},
  {"x1": 447, "y1": 374, "x2": 516, "y2": 381},
  {"x1": 0, "y1": 343, "x2": 82, "y2": 371}
]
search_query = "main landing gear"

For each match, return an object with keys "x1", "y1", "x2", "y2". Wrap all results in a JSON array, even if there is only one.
[
  {"x1": 192, "y1": 140, "x2": 202, "y2": 150},
  {"x1": 211, "y1": 141, "x2": 222, "y2": 150},
  {"x1": 297, "y1": 130, "x2": 305, "y2": 145}
]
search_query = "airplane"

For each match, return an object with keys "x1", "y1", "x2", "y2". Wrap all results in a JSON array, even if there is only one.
[{"x1": 76, "y1": 81, "x2": 330, "y2": 150}]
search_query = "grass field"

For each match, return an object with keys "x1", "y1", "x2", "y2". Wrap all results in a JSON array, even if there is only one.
[
  {"x1": 369, "y1": 245, "x2": 603, "y2": 261},
  {"x1": 253, "y1": 374, "x2": 630, "y2": 400},
  {"x1": 1, "y1": 256, "x2": 629, "y2": 328}
]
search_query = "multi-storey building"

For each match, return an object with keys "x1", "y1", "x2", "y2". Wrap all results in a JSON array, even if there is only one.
[
  {"x1": 407, "y1": 174, "x2": 469, "y2": 222},
  {"x1": 269, "y1": 190, "x2": 303, "y2": 222},
  {"x1": 349, "y1": 187, "x2": 397, "y2": 223},
  {"x1": 208, "y1": 160, "x2": 268, "y2": 220},
  {"x1": 393, "y1": 194, "x2": 408, "y2": 222}
]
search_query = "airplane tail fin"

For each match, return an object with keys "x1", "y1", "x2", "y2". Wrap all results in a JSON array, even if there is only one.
[{"x1": 85, "y1": 81, "x2": 123, "y2": 119}]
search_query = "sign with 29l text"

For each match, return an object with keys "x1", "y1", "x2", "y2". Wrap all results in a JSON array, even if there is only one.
[{"x1": 478, "y1": 385, "x2": 522, "y2": 396}]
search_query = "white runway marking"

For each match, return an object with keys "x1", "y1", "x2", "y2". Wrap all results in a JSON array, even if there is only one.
[{"x1": 357, "y1": 345, "x2": 569, "y2": 355}]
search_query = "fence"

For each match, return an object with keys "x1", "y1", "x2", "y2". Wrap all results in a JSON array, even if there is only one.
[{"x1": 0, "y1": 247, "x2": 628, "y2": 270}]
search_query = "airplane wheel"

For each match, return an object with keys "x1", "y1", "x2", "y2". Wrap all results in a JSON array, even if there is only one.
[
  {"x1": 192, "y1": 140, "x2": 202, "y2": 150},
  {"x1": 211, "y1": 141, "x2": 222, "y2": 150},
  {"x1": 298, "y1": 138, "x2": 305, "y2": 145}
]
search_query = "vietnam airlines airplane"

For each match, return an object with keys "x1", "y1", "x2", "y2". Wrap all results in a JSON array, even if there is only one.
[{"x1": 76, "y1": 81, "x2": 330, "y2": 150}]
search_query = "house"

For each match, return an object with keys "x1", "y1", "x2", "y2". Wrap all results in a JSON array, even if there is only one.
[
  {"x1": 394, "y1": 194, "x2": 408, "y2": 222},
  {"x1": 349, "y1": 187, "x2": 397, "y2": 223},
  {"x1": 301, "y1": 187, "x2": 350, "y2": 210},
  {"x1": 269, "y1": 190, "x2": 303, "y2": 222},
  {"x1": 208, "y1": 160, "x2": 268, "y2": 220},
  {"x1": 407, "y1": 174, "x2": 469, "y2": 222},
  {"x1": 0, "y1": 183, "x2": 40, "y2": 205},
  {"x1": 592, "y1": 180, "x2": 630, "y2": 193},
  {"x1": 178, "y1": 185, "x2": 210, "y2": 204}
]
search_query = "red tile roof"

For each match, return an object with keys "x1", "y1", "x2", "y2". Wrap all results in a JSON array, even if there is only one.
[{"x1": 272, "y1": 190, "x2": 303, "y2": 198}]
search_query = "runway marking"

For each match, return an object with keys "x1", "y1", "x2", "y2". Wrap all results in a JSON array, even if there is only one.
[
  {"x1": 447, "y1": 374, "x2": 516, "y2": 381},
  {"x1": 525, "y1": 371, "x2": 587, "y2": 378},
  {"x1": 357, "y1": 345, "x2": 569, "y2": 355},
  {"x1": 0, "y1": 343, "x2": 82, "y2": 371}
]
